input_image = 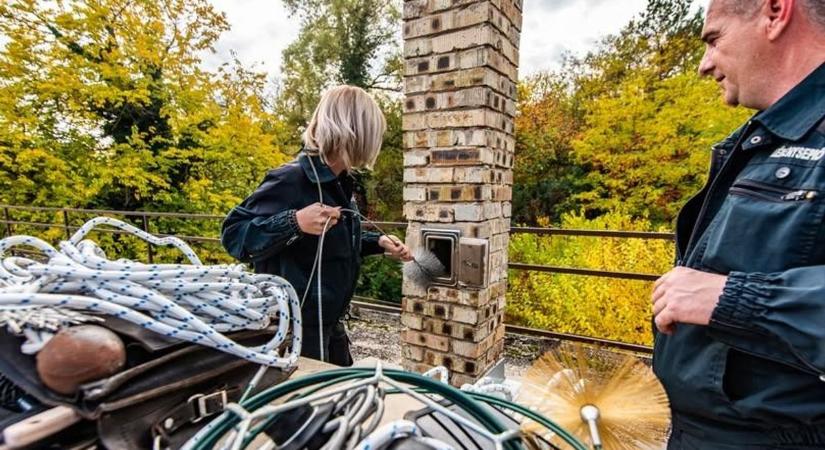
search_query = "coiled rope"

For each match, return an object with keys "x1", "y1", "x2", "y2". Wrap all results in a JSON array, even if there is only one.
[{"x1": 0, "y1": 217, "x2": 302, "y2": 368}]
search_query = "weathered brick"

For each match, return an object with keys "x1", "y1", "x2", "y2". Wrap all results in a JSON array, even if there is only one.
[
  {"x1": 453, "y1": 167, "x2": 492, "y2": 183},
  {"x1": 403, "y1": 0, "x2": 523, "y2": 32},
  {"x1": 403, "y1": 186, "x2": 427, "y2": 202},
  {"x1": 405, "y1": 47, "x2": 518, "y2": 80},
  {"x1": 490, "y1": 233, "x2": 508, "y2": 252},
  {"x1": 490, "y1": 281, "x2": 507, "y2": 299},
  {"x1": 404, "y1": 24, "x2": 519, "y2": 66},
  {"x1": 503, "y1": 201, "x2": 512, "y2": 218},
  {"x1": 453, "y1": 203, "x2": 485, "y2": 222},
  {"x1": 403, "y1": 344, "x2": 426, "y2": 362},
  {"x1": 404, "y1": 88, "x2": 513, "y2": 116},
  {"x1": 426, "y1": 285, "x2": 492, "y2": 306},
  {"x1": 402, "y1": 276, "x2": 427, "y2": 298},
  {"x1": 491, "y1": 185, "x2": 512, "y2": 201},
  {"x1": 426, "y1": 185, "x2": 490, "y2": 202},
  {"x1": 401, "y1": 330, "x2": 450, "y2": 352},
  {"x1": 405, "y1": 66, "x2": 516, "y2": 99},
  {"x1": 404, "y1": 203, "x2": 454, "y2": 222},
  {"x1": 403, "y1": 150, "x2": 429, "y2": 167},
  {"x1": 404, "y1": 2, "x2": 490, "y2": 40},
  {"x1": 404, "y1": 129, "x2": 515, "y2": 151},
  {"x1": 483, "y1": 201, "x2": 502, "y2": 219},
  {"x1": 403, "y1": 108, "x2": 512, "y2": 133},
  {"x1": 451, "y1": 333, "x2": 496, "y2": 358},
  {"x1": 403, "y1": 360, "x2": 435, "y2": 374},
  {"x1": 429, "y1": 148, "x2": 499, "y2": 166},
  {"x1": 401, "y1": 313, "x2": 425, "y2": 330},
  {"x1": 404, "y1": 167, "x2": 454, "y2": 183},
  {"x1": 402, "y1": 298, "x2": 427, "y2": 315},
  {"x1": 421, "y1": 349, "x2": 488, "y2": 376},
  {"x1": 451, "y1": 304, "x2": 481, "y2": 325}
]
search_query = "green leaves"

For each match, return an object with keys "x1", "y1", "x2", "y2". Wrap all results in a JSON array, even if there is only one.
[
  {"x1": 0, "y1": 0, "x2": 289, "y2": 214},
  {"x1": 277, "y1": 0, "x2": 401, "y2": 128},
  {"x1": 515, "y1": 0, "x2": 750, "y2": 226}
]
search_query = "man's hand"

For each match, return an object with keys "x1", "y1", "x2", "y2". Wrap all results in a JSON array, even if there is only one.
[
  {"x1": 379, "y1": 235, "x2": 413, "y2": 262},
  {"x1": 296, "y1": 203, "x2": 341, "y2": 235},
  {"x1": 652, "y1": 267, "x2": 727, "y2": 335}
]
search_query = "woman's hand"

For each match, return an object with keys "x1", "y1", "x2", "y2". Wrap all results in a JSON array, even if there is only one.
[
  {"x1": 379, "y1": 235, "x2": 413, "y2": 262},
  {"x1": 296, "y1": 203, "x2": 341, "y2": 235}
]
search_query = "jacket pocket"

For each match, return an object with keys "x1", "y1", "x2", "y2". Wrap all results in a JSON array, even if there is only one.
[
  {"x1": 728, "y1": 179, "x2": 818, "y2": 203},
  {"x1": 701, "y1": 179, "x2": 825, "y2": 273}
]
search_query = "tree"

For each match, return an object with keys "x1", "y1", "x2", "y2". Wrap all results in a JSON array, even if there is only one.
[
  {"x1": 0, "y1": 0, "x2": 289, "y2": 213},
  {"x1": 512, "y1": 0, "x2": 749, "y2": 225},
  {"x1": 571, "y1": 71, "x2": 749, "y2": 223},
  {"x1": 277, "y1": 0, "x2": 402, "y2": 129},
  {"x1": 513, "y1": 74, "x2": 590, "y2": 224}
]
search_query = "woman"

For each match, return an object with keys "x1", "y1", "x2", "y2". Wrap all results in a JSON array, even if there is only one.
[{"x1": 221, "y1": 85, "x2": 411, "y2": 366}]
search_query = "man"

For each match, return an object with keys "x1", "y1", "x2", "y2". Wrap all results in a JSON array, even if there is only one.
[{"x1": 652, "y1": 0, "x2": 825, "y2": 448}]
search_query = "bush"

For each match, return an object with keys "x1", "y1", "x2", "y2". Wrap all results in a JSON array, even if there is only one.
[{"x1": 507, "y1": 210, "x2": 674, "y2": 345}]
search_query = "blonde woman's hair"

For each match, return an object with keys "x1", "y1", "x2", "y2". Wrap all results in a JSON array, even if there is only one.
[{"x1": 303, "y1": 85, "x2": 386, "y2": 172}]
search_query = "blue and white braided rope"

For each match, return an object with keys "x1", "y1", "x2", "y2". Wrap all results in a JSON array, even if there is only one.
[{"x1": 0, "y1": 217, "x2": 301, "y2": 368}]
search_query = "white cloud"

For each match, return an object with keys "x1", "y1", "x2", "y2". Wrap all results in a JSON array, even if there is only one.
[
  {"x1": 202, "y1": 0, "x2": 301, "y2": 79},
  {"x1": 204, "y1": 0, "x2": 704, "y2": 80},
  {"x1": 520, "y1": 0, "x2": 648, "y2": 76}
]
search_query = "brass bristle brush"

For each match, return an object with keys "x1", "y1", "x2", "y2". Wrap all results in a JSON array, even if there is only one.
[{"x1": 517, "y1": 343, "x2": 670, "y2": 450}]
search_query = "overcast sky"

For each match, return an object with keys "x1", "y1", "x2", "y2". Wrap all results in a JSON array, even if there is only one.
[{"x1": 203, "y1": 0, "x2": 676, "y2": 80}]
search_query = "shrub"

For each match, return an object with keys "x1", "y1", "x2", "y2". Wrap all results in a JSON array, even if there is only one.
[{"x1": 507, "y1": 210, "x2": 674, "y2": 345}]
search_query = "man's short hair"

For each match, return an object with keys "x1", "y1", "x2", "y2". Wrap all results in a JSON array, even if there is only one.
[
  {"x1": 723, "y1": 0, "x2": 825, "y2": 30},
  {"x1": 803, "y1": 0, "x2": 825, "y2": 29}
]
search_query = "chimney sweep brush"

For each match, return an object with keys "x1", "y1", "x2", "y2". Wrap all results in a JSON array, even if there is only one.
[
  {"x1": 517, "y1": 343, "x2": 670, "y2": 450},
  {"x1": 402, "y1": 248, "x2": 447, "y2": 288}
]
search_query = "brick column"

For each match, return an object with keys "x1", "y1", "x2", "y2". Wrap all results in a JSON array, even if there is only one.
[{"x1": 400, "y1": 0, "x2": 521, "y2": 386}]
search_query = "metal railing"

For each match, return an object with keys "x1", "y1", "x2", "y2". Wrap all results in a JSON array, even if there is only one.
[{"x1": 0, "y1": 205, "x2": 673, "y2": 353}]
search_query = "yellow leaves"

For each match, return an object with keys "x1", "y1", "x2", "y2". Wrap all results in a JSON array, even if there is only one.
[
  {"x1": 0, "y1": 0, "x2": 291, "y2": 211},
  {"x1": 569, "y1": 71, "x2": 750, "y2": 223},
  {"x1": 507, "y1": 210, "x2": 674, "y2": 346}
]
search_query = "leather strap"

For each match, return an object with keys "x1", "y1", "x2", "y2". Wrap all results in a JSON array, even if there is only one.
[{"x1": 152, "y1": 385, "x2": 240, "y2": 442}]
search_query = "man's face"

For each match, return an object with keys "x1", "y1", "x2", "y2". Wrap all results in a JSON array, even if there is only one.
[{"x1": 698, "y1": 1, "x2": 766, "y2": 108}]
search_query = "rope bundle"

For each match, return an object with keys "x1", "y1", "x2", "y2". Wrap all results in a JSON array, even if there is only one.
[{"x1": 0, "y1": 217, "x2": 302, "y2": 368}]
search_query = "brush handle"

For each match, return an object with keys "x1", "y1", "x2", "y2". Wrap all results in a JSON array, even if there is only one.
[{"x1": 4, "y1": 406, "x2": 81, "y2": 448}]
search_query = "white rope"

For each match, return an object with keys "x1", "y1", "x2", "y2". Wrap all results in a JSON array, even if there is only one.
[{"x1": 0, "y1": 217, "x2": 302, "y2": 368}]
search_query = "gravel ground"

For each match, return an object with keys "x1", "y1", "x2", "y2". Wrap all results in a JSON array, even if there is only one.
[{"x1": 348, "y1": 307, "x2": 580, "y2": 379}]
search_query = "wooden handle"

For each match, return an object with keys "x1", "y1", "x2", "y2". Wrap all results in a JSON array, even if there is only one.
[{"x1": 4, "y1": 406, "x2": 81, "y2": 448}]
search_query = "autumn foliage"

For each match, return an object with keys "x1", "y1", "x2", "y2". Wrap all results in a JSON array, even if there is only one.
[{"x1": 0, "y1": 0, "x2": 753, "y2": 344}]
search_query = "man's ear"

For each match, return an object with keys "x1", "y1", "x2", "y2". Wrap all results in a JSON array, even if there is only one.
[{"x1": 765, "y1": 0, "x2": 794, "y2": 41}]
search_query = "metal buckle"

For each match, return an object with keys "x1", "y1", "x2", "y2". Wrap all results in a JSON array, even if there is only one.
[
  {"x1": 152, "y1": 435, "x2": 167, "y2": 450},
  {"x1": 189, "y1": 390, "x2": 228, "y2": 423}
]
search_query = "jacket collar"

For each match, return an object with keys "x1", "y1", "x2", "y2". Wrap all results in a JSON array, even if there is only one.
[
  {"x1": 298, "y1": 150, "x2": 338, "y2": 184},
  {"x1": 753, "y1": 61, "x2": 825, "y2": 142}
]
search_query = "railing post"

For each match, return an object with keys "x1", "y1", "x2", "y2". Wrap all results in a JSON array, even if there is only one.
[
  {"x1": 3, "y1": 207, "x2": 11, "y2": 238},
  {"x1": 62, "y1": 209, "x2": 71, "y2": 240},
  {"x1": 142, "y1": 214, "x2": 154, "y2": 263}
]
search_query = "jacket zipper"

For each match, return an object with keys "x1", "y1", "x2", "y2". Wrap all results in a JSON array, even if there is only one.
[
  {"x1": 729, "y1": 179, "x2": 818, "y2": 203},
  {"x1": 683, "y1": 121, "x2": 754, "y2": 265},
  {"x1": 676, "y1": 144, "x2": 726, "y2": 264}
]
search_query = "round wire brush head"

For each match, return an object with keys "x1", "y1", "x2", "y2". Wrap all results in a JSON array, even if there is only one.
[
  {"x1": 517, "y1": 343, "x2": 670, "y2": 450},
  {"x1": 402, "y1": 248, "x2": 447, "y2": 288}
]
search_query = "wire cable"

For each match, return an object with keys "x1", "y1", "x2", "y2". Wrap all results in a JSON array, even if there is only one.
[{"x1": 184, "y1": 367, "x2": 580, "y2": 450}]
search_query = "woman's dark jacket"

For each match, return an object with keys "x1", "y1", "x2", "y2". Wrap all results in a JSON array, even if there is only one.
[{"x1": 221, "y1": 153, "x2": 383, "y2": 326}]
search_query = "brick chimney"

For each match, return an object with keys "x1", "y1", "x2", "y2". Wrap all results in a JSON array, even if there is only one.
[{"x1": 400, "y1": 0, "x2": 521, "y2": 386}]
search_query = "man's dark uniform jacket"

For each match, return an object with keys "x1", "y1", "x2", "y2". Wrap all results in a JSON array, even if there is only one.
[{"x1": 655, "y1": 62, "x2": 825, "y2": 448}]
